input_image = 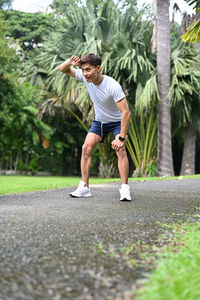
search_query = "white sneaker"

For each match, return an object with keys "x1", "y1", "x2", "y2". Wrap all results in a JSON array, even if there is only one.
[
  {"x1": 70, "y1": 181, "x2": 92, "y2": 198},
  {"x1": 119, "y1": 184, "x2": 131, "y2": 201}
]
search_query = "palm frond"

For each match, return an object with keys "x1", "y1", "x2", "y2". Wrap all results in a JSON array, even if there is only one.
[
  {"x1": 184, "y1": 0, "x2": 200, "y2": 10},
  {"x1": 181, "y1": 19, "x2": 200, "y2": 43},
  {"x1": 135, "y1": 73, "x2": 159, "y2": 114}
]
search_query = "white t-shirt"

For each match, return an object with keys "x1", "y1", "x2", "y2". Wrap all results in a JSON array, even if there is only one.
[{"x1": 75, "y1": 69, "x2": 125, "y2": 123}]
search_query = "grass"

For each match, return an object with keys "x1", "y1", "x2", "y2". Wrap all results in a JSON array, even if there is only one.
[
  {"x1": 0, "y1": 174, "x2": 199, "y2": 195},
  {"x1": 136, "y1": 220, "x2": 200, "y2": 300},
  {"x1": 0, "y1": 176, "x2": 120, "y2": 195},
  {"x1": 92, "y1": 215, "x2": 200, "y2": 300}
]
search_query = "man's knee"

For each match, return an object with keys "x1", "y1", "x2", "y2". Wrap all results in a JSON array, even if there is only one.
[
  {"x1": 82, "y1": 143, "x2": 93, "y2": 157},
  {"x1": 116, "y1": 146, "x2": 127, "y2": 159}
]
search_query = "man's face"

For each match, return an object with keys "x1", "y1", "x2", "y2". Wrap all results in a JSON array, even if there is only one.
[{"x1": 81, "y1": 63, "x2": 101, "y2": 83}]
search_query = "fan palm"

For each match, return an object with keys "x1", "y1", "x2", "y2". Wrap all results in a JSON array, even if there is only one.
[
  {"x1": 136, "y1": 28, "x2": 200, "y2": 175},
  {"x1": 170, "y1": 32, "x2": 200, "y2": 175},
  {"x1": 22, "y1": 0, "x2": 155, "y2": 176},
  {"x1": 24, "y1": 1, "x2": 153, "y2": 100}
]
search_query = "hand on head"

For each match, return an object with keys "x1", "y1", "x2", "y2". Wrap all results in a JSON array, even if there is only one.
[{"x1": 70, "y1": 55, "x2": 81, "y2": 66}]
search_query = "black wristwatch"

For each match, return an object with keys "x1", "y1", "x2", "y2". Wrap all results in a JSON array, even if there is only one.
[{"x1": 119, "y1": 136, "x2": 125, "y2": 141}]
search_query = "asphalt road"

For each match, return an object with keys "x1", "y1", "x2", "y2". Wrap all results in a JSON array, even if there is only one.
[{"x1": 0, "y1": 178, "x2": 200, "y2": 300}]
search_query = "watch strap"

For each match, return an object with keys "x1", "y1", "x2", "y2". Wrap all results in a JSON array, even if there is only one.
[{"x1": 119, "y1": 136, "x2": 125, "y2": 141}]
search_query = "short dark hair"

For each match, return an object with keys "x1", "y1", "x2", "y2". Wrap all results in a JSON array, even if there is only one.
[{"x1": 80, "y1": 53, "x2": 101, "y2": 66}]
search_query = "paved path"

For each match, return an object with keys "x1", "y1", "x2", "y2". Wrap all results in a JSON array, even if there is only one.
[{"x1": 0, "y1": 179, "x2": 200, "y2": 300}]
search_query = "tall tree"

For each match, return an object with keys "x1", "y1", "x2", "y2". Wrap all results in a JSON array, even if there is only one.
[
  {"x1": 169, "y1": 34, "x2": 200, "y2": 175},
  {"x1": 156, "y1": 0, "x2": 174, "y2": 176},
  {"x1": 2, "y1": 10, "x2": 54, "y2": 51},
  {"x1": 0, "y1": 17, "x2": 54, "y2": 173},
  {"x1": 180, "y1": 3, "x2": 200, "y2": 174}
]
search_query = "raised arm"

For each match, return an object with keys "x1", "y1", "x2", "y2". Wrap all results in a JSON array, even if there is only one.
[{"x1": 58, "y1": 55, "x2": 80, "y2": 77}]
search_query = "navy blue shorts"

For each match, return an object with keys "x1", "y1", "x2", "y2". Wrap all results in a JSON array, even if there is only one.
[{"x1": 88, "y1": 120, "x2": 123, "y2": 142}]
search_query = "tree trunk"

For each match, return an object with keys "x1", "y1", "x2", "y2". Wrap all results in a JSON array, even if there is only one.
[
  {"x1": 180, "y1": 10, "x2": 199, "y2": 175},
  {"x1": 9, "y1": 152, "x2": 13, "y2": 170},
  {"x1": 15, "y1": 151, "x2": 20, "y2": 171},
  {"x1": 156, "y1": 0, "x2": 174, "y2": 176},
  {"x1": 180, "y1": 126, "x2": 196, "y2": 175}
]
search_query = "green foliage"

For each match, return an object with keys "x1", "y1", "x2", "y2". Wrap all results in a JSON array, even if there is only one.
[
  {"x1": 136, "y1": 28, "x2": 200, "y2": 133},
  {"x1": 182, "y1": 19, "x2": 200, "y2": 43},
  {"x1": 136, "y1": 221, "x2": 200, "y2": 300},
  {"x1": 97, "y1": 134, "x2": 118, "y2": 178},
  {"x1": 182, "y1": 1, "x2": 200, "y2": 43},
  {"x1": 21, "y1": 0, "x2": 154, "y2": 175},
  {"x1": 0, "y1": 15, "x2": 19, "y2": 78},
  {"x1": 22, "y1": 0, "x2": 153, "y2": 114},
  {"x1": 0, "y1": 18, "x2": 54, "y2": 172},
  {"x1": 0, "y1": 81, "x2": 54, "y2": 171},
  {"x1": 120, "y1": 244, "x2": 134, "y2": 256},
  {"x1": 126, "y1": 105, "x2": 157, "y2": 177},
  {"x1": 2, "y1": 10, "x2": 54, "y2": 51},
  {"x1": 94, "y1": 241, "x2": 105, "y2": 254},
  {"x1": 170, "y1": 32, "x2": 200, "y2": 132},
  {"x1": 0, "y1": 13, "x2": 86, "y2": 175}
]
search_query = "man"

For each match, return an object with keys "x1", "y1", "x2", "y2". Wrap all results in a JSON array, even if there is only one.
[{"x1": 59, "y1": 53, "x2": 131, "y2": 201}]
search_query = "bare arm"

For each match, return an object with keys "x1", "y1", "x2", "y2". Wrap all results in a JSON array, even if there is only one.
[
  {"x1": 116, "y1": 98, "x2": 131, "y2": 138},
  {"x1": 111, "y1": 97, "x2": 131, "y2": 150},
  {"x1": 58, "y1": 55, "x2": 80, "y2": 77}
]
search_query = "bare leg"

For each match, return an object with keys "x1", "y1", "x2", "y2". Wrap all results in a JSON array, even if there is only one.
[
  {"x1": 81, "y1": 133, "x2": 102, "y2": 186},
  {"x1": 115, "y1": 135, "x2": 129, "y2": 184}
]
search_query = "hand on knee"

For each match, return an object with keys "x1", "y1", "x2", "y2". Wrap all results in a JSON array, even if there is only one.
[{"x1": 116, "y1": 147, "x2": 126, "y2": 159}]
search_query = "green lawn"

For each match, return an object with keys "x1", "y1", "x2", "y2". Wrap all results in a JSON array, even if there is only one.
[
  {"x1": 0, "y1": 176, "x2": 120, "y2": 195},
  {"x1": 136, "y1": 221, "x2": 200, "y2": 300},
  {"x1": 0, "y1": 174, "x2": 200, "y2": 195}
]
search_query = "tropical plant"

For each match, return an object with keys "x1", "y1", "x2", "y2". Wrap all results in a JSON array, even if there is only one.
[
  {"x1": 170, "y1": 30, "x2": 200, "y2": 175},
  {"x1": 126, "y1": 104, "x2": 157, "y2": 177},
  {"x1": 182, "y1": 18, "x2": 200, "y2": 43},
  {"x1": 21, "y1": 0, "x2": 155, "y2": 176},
  {"x1": 0, "y1": 82, "x2": 54, "y2": 172},
  {"x1": 2, "y1": 10, "x2": 54, "y2": 51},
  {"x1": 136, "y1": 25, "x2": 200, "y2": 176},
  {"x1": 182, "y1": 0, "x2": 200, "y2": 43},
  {"x1": 0, "y1": 16, "x2": 55, "y2": 173}
]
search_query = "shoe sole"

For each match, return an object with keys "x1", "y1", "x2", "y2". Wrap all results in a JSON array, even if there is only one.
[
  {"x1": 69, "y1": 193, "x2": 92, "y2": 198},
  {"x1": 120, "y1": 198, "x2": 131, "y2": 202}
]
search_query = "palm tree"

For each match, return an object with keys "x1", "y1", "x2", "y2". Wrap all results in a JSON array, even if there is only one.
[
  {"x1": 181, "y1": 1, "x2": 200, "y2": 174},
  {"x1": 156, "y1": 0, "x2": 174, "y2": 176},
  {"x1": 172, "y1": 18, "x2": 200, "y2": 175},
  {"x1": 137, "y1": 27, "x2": 200, "y2": 176},
  {"x1": 21, "y1": 0, "x2": 155, "y2": 176},
  {"x1": 180, "y1": 126, "x2": 196, "y2": 174}
]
